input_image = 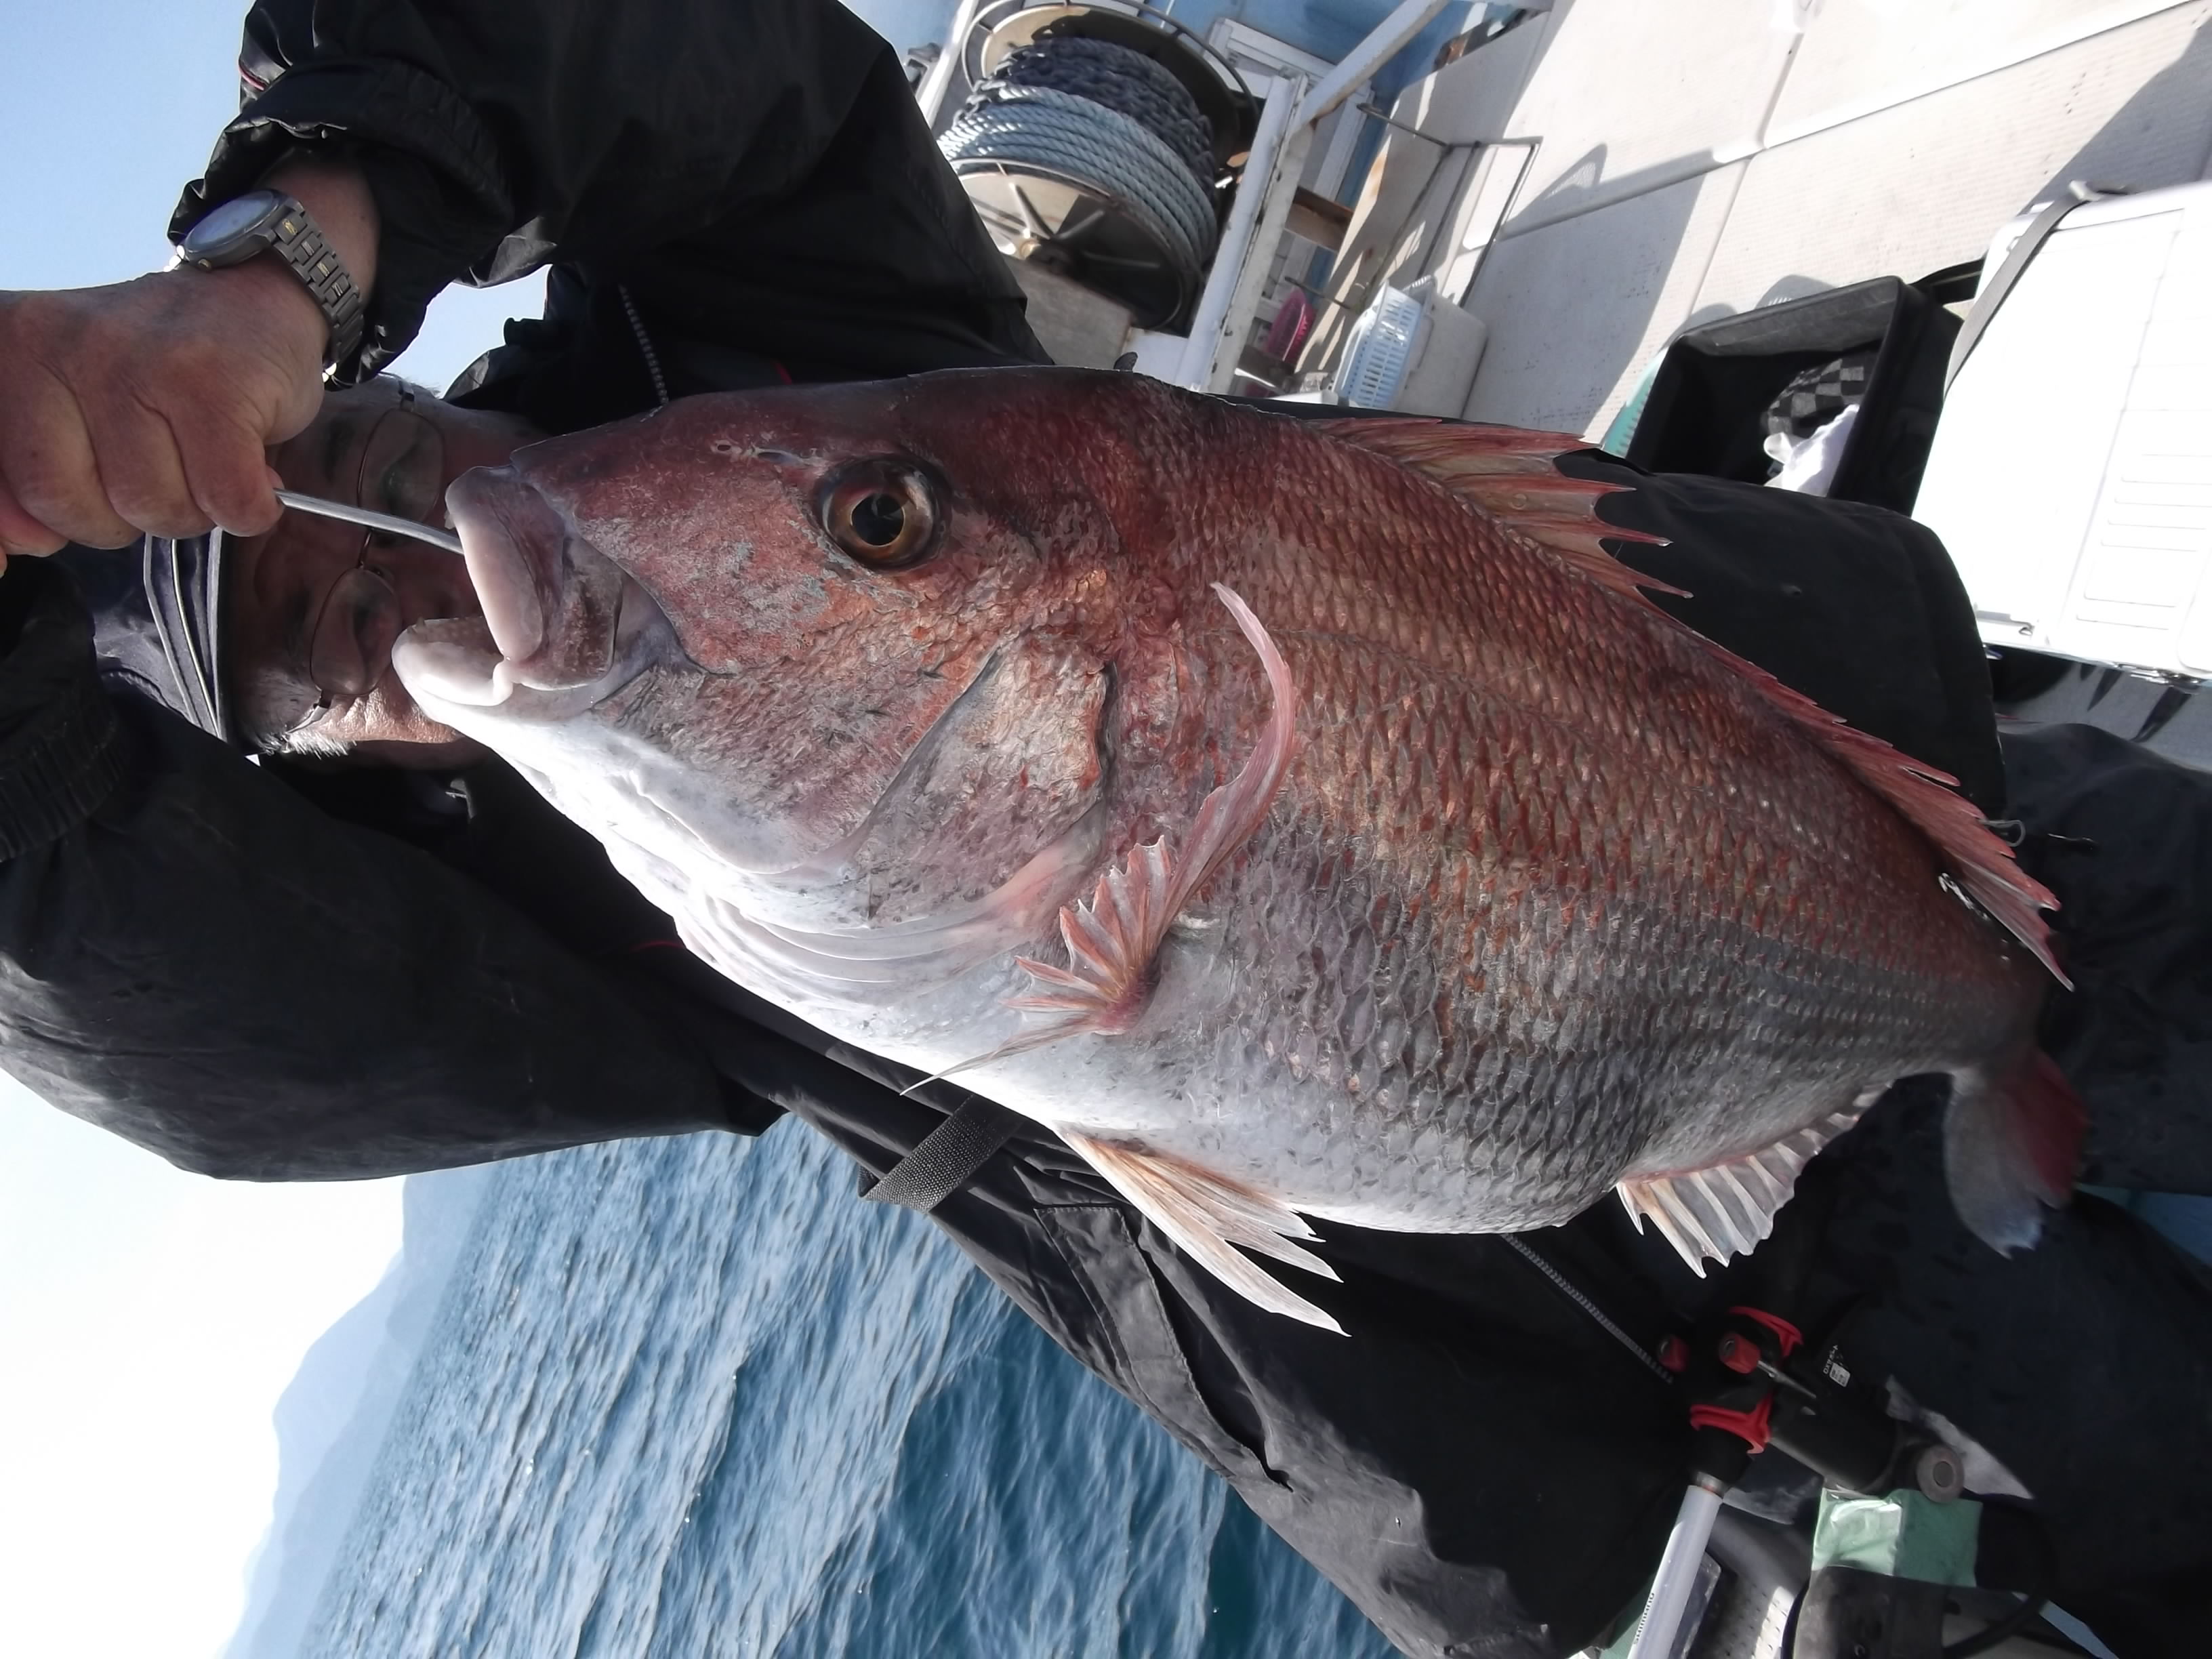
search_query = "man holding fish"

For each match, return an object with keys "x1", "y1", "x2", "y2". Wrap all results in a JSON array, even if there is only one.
[{"x1": 0, "y1": 0, "x2": 2207, "y2": 1652}]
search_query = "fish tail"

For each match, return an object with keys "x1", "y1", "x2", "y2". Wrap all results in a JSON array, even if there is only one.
[{"x1": 1944, "y1": 1048, "x2": 2086, "y2": 1252}]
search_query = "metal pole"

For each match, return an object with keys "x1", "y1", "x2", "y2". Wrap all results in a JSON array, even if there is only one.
[
  {"x1": 1624, "y1": 1476, "x2": 1726, "y2": 1659},
  {"x1": 917, "y1": 0, "x2": 987, "y2": 129},
  {"x1": 1200, "y1": 121, "x2": 1315, "y2": 391},
  {"x1": 1303, "y1": 0, "x2": 1454, "y2": 123},
  {"x1": 1174, "y1": 0, "x2": 1455, "y2": 390},
  {"x1": 1175, "y1": 77, "x2": 1302, "y2": 388}
]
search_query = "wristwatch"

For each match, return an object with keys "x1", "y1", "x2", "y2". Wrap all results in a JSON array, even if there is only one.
[{"x1": 176, "y1": 188, "x2": 367, "y2": 368}]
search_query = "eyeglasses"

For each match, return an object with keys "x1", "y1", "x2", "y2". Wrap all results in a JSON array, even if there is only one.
[{"x1": 268, "y1": 392, "x2": 447, "y2": 741}]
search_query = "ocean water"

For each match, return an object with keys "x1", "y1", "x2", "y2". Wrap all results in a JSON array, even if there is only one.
[{"x1": 304, "y1": 1122, "x2": 1398, "y2": 1658}]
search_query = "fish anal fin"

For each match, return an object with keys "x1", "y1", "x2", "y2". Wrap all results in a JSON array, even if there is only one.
[
  {"x1": 1321, "y1": 415, "x2": 2064, "y2": 985},
  {"x1": 1944, "y1": 1048, "x2": 2085, "y2": 1254},
  {"x1": 1619, "y1": 1107, "x2": 1866, "y2": 1273},
  {"x1": 1006, "y1": 583, "x2": 1297, "y2": 1040},
  {"x1": 1063, "y1": 1128, "x2": 1343, "y2": 1333}
]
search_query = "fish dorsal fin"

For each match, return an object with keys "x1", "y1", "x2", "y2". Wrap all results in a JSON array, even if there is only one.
[
  {"x1": 1315, "y1": 415, "x2": 2066, "y2": 985},
  {"x1": 1061, "y1": 1128, "x2": 1344, "y2": 1332},
  {"x1": 1310, "y1": 417, "x2": 1675, "y2": 602},
  {"x1": 1618, "y1": 1103, "x2": 1874, "y2": 1273},
  {"x1": 1721, "y1": 655, "x2": 2066, "y2": 983}
]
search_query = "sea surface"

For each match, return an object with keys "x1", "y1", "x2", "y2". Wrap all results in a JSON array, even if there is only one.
[{"x1": 302, "y1": 1122, "x2": 1398, "y2": 1658}]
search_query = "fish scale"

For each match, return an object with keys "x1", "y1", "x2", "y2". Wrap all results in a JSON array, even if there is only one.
[{"x1": 403, "y1": 367, "x2": 2081, "y2": 1331}]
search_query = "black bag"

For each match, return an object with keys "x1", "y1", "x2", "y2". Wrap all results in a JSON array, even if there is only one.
[{"x1": 1622, "y1": 275, "x2": 1961, "y2": 515}]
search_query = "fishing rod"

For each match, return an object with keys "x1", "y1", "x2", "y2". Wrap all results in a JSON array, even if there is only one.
[{"x1": 274, "y1": 489, "x2": 464, "y2": 556}]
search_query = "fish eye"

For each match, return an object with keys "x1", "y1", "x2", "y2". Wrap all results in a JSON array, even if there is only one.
[{"x1": 816, "y1": 459, "x2": 941, "y2": 570}]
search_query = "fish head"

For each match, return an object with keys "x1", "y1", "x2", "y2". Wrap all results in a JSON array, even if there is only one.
[{"x1": 394, "y1": 371, "x2": 1184, "y2": 980}]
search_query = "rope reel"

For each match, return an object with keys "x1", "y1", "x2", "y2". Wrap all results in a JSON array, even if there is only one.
[{"x1": 940, "y1": 5, "x2": 1252, "y2": 329}]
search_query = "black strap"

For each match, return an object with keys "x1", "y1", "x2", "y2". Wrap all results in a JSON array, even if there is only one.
[
  {"x1": 863, "y1": 1093, "x2": 1025, "y2": 1212},
  {"x1": 1499, "y1": 1236, "x2": 1676, "y2": 1386},
  {"x1": 1913, "y1": 260, "x2": 1984, "y2": 308}
]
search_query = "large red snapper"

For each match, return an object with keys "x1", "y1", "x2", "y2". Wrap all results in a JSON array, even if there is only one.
[{"x1": 395, "y1": 368, "x2": 2081, "y2": 1331}]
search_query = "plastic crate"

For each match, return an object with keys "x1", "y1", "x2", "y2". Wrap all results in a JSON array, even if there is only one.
[{"x1": 1334, "y1": 284, "x2": 1427, "y2": 409}]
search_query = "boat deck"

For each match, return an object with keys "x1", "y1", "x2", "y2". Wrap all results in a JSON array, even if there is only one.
[
  {"x1": 1301, "y1": 0, "x2": 2212, "y2": 769},
  {"x1": 1320, "y1": 1, "x2": 2212, "y2": 440}
]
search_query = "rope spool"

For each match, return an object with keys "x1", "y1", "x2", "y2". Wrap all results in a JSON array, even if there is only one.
[
  {"x1": 941, "y1": 27, "x2": 1225, "y2": 327},
  {"x1": 993, "y1": 35, "x2": 1214, "y2": 185}
]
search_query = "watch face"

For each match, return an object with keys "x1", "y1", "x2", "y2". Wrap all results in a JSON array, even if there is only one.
[{"x1": 182, "y1": 190, "x2": 281, "y2": 260}]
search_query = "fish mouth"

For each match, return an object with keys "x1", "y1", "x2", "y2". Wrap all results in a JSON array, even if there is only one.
[{"x1": 394, "y1": 466, "x2": 676, "y2": 715}]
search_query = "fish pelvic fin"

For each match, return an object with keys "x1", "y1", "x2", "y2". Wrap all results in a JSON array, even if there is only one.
[
  {"x1": 1061, "y1": 1128, "x2": 1344, "y2": 1332},
  {"x1": 1316, "y1": 415, "x2": 2065, "y2": 986},
  {"x1": 1618, "y1": 1105, "x2": 1870, "y2": 1273},
  {"x1": 1944, "y1": 1048, "x2": 2085, "y2": 1254},
  {"x1": 1004, "y1": 583, "x2": 1297, "y2": 1041}
]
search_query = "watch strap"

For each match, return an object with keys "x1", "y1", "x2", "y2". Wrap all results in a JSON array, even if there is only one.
[{"x1": 262, "y1": 197, "x2": 367, "y2": 369}]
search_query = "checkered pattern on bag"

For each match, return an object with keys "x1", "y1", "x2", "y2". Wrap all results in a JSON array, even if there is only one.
[{"x1": 1763, "y1": 348, "x2": 1879, "y2": 440}]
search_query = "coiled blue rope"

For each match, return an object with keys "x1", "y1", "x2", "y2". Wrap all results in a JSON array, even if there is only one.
[
  {"x1": 993, "y1": 35, "x2": 1214, "y2": 186},
  {"x1": 939, "y1": 36, "x2": 1220, "y2": 287}
]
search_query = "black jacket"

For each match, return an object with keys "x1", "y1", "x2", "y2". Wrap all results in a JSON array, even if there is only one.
[{"x1": 4, "y1": 3, "x2": 2207, "y2": 1655}]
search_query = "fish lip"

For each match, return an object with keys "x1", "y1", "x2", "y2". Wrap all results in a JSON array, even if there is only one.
[
  {"x1": 393, "y1": 614, "x2": 509, "y2": 708},
  {"x1": 447, "y1": 466, "x2": 552, "y2": 664},
  {"x1": 401, "y1": 467, "x2": 683, "y2": 718},
  {"x1": 441, "y1": 466, "x2": 655, "y2": 697},
  {"x1": 395, "y1": 575, "x2": 680, "y2": 718}
]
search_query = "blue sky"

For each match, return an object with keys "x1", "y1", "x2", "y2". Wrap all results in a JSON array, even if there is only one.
[
  {"x1": 0, "y1": 1088, "x2": 405, "y2": 1659},
  {"x1": 0, "y1": 5, "x2": 562, "y2": 1654},
  {"x1": 0, "y1": 10, "x2": 423, "y2": 1655},
  {"x1": 0, "y1": 3, "x2": 943, "y2": 1655}
]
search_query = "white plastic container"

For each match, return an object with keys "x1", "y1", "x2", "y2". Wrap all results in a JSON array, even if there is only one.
[{"x1": 1332, "y1": 276, "x2": 1491, "y2": 416}]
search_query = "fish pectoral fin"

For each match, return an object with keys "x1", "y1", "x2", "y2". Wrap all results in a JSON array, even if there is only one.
[
  {"x1": 1061, "y1": 1129, "x2": 1344, "y2": 1334},
  {"x1": 1007, "y1": 584, "x2": 1297, "y2": 1042},
  {"x1": 1618, "y1": 1106, "x2": 1870, "y2": 1273}
]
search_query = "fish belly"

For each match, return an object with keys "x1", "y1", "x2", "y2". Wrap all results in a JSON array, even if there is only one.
[{"x1": 991, "y1": 824, "x2": 2020, "y2": 1236}]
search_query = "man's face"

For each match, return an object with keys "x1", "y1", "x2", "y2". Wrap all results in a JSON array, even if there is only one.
[{"x1": 228, "y1": 380, "x2": 541, "y2": 762}]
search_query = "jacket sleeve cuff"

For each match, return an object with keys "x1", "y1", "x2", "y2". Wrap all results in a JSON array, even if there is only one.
[
  {"x1": 0, "y1": 566, "x2": 128, "y2": 861},
  {"x1": 169, "y1": 59, "x2": 514, "y2": 382}
]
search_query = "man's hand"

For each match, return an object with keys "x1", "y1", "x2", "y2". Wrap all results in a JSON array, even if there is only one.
[
  {"x1": 0, "y1": 161, "x2": 378, "y2": 561},
  {"x1": 0, "y1": 270, "x2": 325, "y2": 555}
]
